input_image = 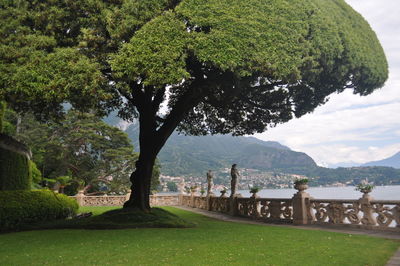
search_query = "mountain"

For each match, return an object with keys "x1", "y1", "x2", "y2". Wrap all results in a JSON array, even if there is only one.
[
  {"x1": 124, "y1": 122, "x2": 316, "y2": 176},
  {"x1": 362, "y1": 152, "x2": 400, "y2": 169},
  {"x1": 104, "y1": 116, "x2": 400, "y2": 186}
]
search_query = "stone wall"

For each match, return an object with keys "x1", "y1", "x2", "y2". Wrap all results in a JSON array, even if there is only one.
[
  {"x1": 71, "y1": 192, "x2": 179, "y2": 207},
  {"x1": 181, "y1": 190, "x2": 400, "y2": 231}
]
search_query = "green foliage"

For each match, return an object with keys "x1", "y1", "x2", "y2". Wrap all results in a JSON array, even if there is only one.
[
  {"x1": 0, "y1": 146, "x2": 31, "y2": 190},
  {"x1": 29, "y1": 160, "x2": 42, "y2": 189},
  {"x1": 42, "y1": 178, "x2": 57, "y2": 190},
  {"x1": 294, "y1": 178, "x2": 309, "y2": 185},
  {"x1": 0, "y1": 1, "x2": 112, "y2": 120},
  {"x1": 1, "y1": 108, "x2": 16, "y2": 136},
  {"x1": 56, "y1": 176, "x2": 72, "y2": 187},
  {"x1": 355, "y1": 183, "x2": 375, "y2": 193},
  {"x1": 249, "y1": 186, "x2": 261, "y2": 194},
  {"x1": 1, "y1": 0, "x2": 388, "y2": 208},
  {"x1": 0, "y1": 207, "x2": 397, "y2": 265},
  {"x1": 0, "y1": 190, "x2": 78, "y2": 231},
  {"x1": 0, "y1": 101, "x2": 5, "y2": 133},
  {"x1": 63, "y1": 180, "x2": 82, "y2": 196},
  {"x1": 7, "y1": 110, "x2": 140, "y2": 194},
  {"x1": 166, "y1": 181, "x2": 178, "y2": 192},
  {"x1": 1, "y1": 0, "x2": 387, "y2": 133}
]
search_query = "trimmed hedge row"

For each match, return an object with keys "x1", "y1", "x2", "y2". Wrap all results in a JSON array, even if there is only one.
[
  {"x1": 0, "y1": 190, "x2": 78, "y2": 231},
  {"x1": 0, "y1": 146, "x2": 31, "y2": 190}
]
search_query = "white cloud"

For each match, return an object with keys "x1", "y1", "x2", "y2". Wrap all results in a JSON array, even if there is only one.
[
  {"x1": 305, "y1": 143, "x2": 400, "y2": 166},
  {"x1": 257, "y1": 102, "x2": 400, "y2": 147}
]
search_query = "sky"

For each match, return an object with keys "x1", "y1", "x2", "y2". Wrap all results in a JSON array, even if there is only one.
[{"x1": 254, "y1": 0, "x2": 400, "y2": 167}]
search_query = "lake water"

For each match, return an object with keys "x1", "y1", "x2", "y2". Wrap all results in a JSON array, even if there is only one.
[{"x1": 237, "y1": 185, "x2": 400, "y2": 200}]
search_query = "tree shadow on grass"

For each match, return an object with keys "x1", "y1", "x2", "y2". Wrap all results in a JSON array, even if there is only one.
[{"x1": 3, "y1": 208, "x2": 195, "y2": 233}]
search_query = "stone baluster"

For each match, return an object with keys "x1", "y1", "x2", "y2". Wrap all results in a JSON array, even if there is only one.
[{"x1": 395, "y1": 204, "x2": 400, "y2": 228}]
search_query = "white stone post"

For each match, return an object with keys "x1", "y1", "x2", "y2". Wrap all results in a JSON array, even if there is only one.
[
  {"x1": 76, "y1": 190, "x2": 85, "y2": 206},
  {"x1": 125, "y1": 190, "x2": 131, "y2": 202}
]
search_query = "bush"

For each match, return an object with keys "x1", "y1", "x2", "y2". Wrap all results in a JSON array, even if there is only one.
[
  {"x1": 0, "y1": 146, "x2": 31, "y2": 190},
  {"x1": 30, "y1": 161, "x2": 43, "y2": 189},
  {"x1": 0, "y1": 190, "x2": 78, "y2": 231}
]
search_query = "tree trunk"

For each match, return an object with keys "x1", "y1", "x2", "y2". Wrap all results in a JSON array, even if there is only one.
[
  {"x1": 123, "y1": 151, "x2": 156, "y2": 211},
  {"x1": 123, "y1": 78, "x2": 205, "y2": 211},
  {"x1": 123, "y1": 106, "x2": 159, "y2": 211}
]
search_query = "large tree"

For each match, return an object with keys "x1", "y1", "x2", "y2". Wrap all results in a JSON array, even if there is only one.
[{"x1": 0, "y1": 0, "x2": 388, "y2": 210}]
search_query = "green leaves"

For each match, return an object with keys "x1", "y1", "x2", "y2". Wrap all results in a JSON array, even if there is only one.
[{"x1": 111, "y1": 11, "x2": 191, "y2": 87}]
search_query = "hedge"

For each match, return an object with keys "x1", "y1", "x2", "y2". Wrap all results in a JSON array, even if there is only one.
[
  {"x1": 0, "y1": 190, "x2": 78, "y2": 231},
  {"x1": 0, "y1": 101, "x2": 5, "y2": 133},
  {"x1": 0, "y1": 146, "x2": 31, "y2": 190}
]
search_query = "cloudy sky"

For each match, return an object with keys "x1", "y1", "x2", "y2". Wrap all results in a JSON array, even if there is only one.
[{"x1": 255, "y1": 0, "x2": 400, "y2": 167}]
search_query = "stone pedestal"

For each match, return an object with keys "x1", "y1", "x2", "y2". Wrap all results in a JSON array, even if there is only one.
[
  {"x1": 229, "y1": 194, "x2": 241, "y2": 216},
  {"x1": 359, "y1": 193, "x2": 376, "y2": 225},
  {"x1": 292, "y1": 190, "x2": 312, "y2": 225}
]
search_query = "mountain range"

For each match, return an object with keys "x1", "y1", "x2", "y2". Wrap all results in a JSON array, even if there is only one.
[
  {"x1": 329, "y1": 152, "x2": 400, "y2": 169},
  {"x1": 362, "y1": 152, "x2": 400, "y2": 168},
  {"x1": 121, "y1": 120, "x2": 317, "y2": 176},
  {"x1": 104, "y1": 115, "x2": 400, "y2": 186}
]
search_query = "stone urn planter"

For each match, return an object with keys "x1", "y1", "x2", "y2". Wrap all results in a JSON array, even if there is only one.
[
  {"x1": 250, "y1": 192, "x2": 259, "y2": 198},
  {"x1": 355, "y1": 184, "x2": 374, "y2": 197},
  {"x1": 249, "y1": 187, "x2": 261, "y2": 198},
  {"x1": 294, "y1": 183, "x2": 308, "y2": 192},
  {"x1": 294, "y1": 179, "x2": 309, "y2": 192}
]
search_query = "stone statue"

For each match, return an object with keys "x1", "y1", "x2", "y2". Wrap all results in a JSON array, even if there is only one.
[
  {"x1": 230, "y1": 164, "x2": 240, "y2": 197},
  {"x1": 206, "y1": 170, "x2": 214, "y2": 196}
]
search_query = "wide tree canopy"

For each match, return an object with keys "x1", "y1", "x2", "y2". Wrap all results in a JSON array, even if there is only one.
[{"x1": 0, "y1": 0, "x2": 388, "y2": 210}]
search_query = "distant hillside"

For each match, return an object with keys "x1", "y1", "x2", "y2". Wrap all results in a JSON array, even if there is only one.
[
  {"x1": 362, "y1": 152, "x2": 400, "y2": 169},
  {"x1": 104, "y1": 116, "x2": 400, "y2": 186},
  {"x1": 124, "y1": 122, "x2": 316, "y2": 176}
]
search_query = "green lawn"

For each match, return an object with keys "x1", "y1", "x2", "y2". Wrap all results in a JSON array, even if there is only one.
[{"x1": 0, "y1": 206, "x2": 398, "y2": 265}]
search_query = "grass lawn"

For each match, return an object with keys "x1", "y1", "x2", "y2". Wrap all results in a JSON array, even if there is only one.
[{"x1": 0, "y1": 206, "x2": 398, "y2": 265}]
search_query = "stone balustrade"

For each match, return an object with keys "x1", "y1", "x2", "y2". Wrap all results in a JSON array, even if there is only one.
[
  {"x1": 180, "y1": 191, "x2": 400, "y2": 231},
  {"x1": 308, "y1": 198, "x2": 400, "y2": 230},
  {"x1": 236, "y1": 197, "x2": 293, "y2": 223},
  {"x1": 71, "y1": 189, "x2": 400, "y2": 231},
  {"x1": 71, "y1": 192, "x2": 179, "y2": 207}
]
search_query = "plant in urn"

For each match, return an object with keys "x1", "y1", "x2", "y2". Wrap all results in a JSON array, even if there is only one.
[{"x1": 294, "y1": 178, "x2": 309, "y2": 192}]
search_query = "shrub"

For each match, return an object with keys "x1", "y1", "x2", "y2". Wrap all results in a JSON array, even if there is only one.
[
  {"x1": 294, "y1": 178, "x2": 309, "y2": 185},
  {"x1": 29, "y1": 161, "x2": 42, "y2": 189},
  {"x1": 0, "y1": 146, "x2": 31, "y2": 190},
  {"x1": 355, "y1": 183, "x2": 375, "y2": 193},
  {"x1": 0, "y1": 190, "x2": 78, "y2": 231},
  {"x1": 64, "y1": 180, "x2": 81, "y2": 196},
  {"x1": 250, "y1": 187, "x2": 261, "y2": 194}
]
